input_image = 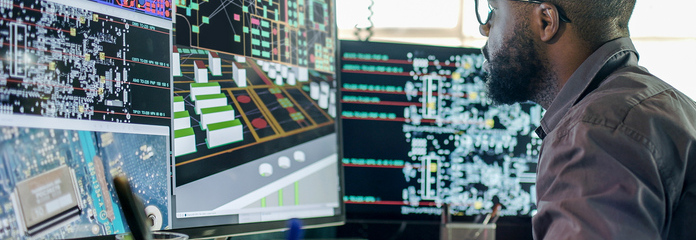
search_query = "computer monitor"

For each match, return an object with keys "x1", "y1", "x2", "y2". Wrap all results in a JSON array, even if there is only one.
[
  {"x1": 0, "y1": 0, "x2": 342, "y2": 239},
  {"x1": 340, "y1": 40, "x2": 542, "y2": 222},
  {"x1": 170, "y1": 0, "x2": 343, "y2": 238},
  {"x1": 0, "y1": 0, "x2": 172, "y2": 239}
]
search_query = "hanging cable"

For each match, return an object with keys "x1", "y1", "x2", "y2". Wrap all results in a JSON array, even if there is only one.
[{"x1": 353, "y1": 0, "x2": 374, "y2": 41}]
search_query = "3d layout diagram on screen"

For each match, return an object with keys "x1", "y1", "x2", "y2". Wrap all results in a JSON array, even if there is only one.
[
  {"x1": 0, "y1": 0, "x2": 171, "y2": 126},
  {"x1": 170, "y1": 47, "x2": 340, "y2": 226},
  {"x1": 171, "y1": 45, "x2": 336, "y2": 187},
  {"x1": 0, "y1": 127, "x2": 169, "y2": 239}
]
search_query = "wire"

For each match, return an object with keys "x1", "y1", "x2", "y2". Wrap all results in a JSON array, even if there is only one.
[
  {"x1": 387, "y1": 221, "x2": 408, "y2": 240},
  {"x1": 353, "y1": 0, "x2": 374, "y2": 41}
]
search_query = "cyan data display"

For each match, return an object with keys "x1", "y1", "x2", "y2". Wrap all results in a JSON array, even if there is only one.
[
  {"x1": 340, "y1": 40, "x2": 543, "y2": 219},
  {"x1": 0, "y1": 0, "x2": 171, "y2": 126}
]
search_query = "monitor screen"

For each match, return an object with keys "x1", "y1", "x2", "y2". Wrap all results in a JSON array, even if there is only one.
[
  {"x1": 340, "y1": 40, "x2": 542, "y2": 222},
  {"x1": 170, "y1": 0, "x2": 343, "y2": 238},
  {"x1": 0, "y1": 0, "x2": 172, "y2": 238},
  {"x1": 0, "y1": 0, "x2": 343, "y2": 239}
]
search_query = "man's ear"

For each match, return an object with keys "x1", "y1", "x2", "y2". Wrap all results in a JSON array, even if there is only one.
[{"x1": 535, "y1": 2, "x2": 561, "y2": 42}]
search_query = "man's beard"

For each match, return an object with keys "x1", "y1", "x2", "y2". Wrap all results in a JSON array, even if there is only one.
[{"x1": 484, "y1": 27, "x2": 548, "y2": 105}]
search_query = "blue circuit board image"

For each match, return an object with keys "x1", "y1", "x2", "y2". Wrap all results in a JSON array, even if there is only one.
[{"x1": 0, "y1": 126, "x2": 169, "y2": 239}]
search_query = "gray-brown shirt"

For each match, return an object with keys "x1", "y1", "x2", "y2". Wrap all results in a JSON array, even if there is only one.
[{"x1": 532, "y1": 37, "x2": 696, "y2": 240}]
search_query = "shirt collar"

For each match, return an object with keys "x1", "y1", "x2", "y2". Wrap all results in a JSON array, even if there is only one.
[{"x1": 535, "y1": 37, "x2": 639, "y2": 139}]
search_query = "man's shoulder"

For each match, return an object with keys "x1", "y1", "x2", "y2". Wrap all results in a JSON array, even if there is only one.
[
  {"x1": 573, "y1": 66, "x2": 694, "y2": 125},
  {"x1": 573, "y1": 67, "x2": 694, "y2": 116}
]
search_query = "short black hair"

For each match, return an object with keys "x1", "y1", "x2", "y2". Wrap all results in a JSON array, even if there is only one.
[{"x1": 549, "y1": 0, "x2": 636, "y2": 47}]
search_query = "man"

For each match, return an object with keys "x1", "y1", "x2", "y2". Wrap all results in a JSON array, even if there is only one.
[{"x1": 475, "y1": 0, "x2": 696, "y2": 239}]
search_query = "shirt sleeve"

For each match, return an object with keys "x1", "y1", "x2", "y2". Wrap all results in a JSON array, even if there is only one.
[{"x1": 532, "y1": 120, "x2": 665, "y2": 240}]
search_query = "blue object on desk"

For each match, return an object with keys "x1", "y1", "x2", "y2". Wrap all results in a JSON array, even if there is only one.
[{"x1": 286, "y1": 218, "x2": 303, "y2": 240}]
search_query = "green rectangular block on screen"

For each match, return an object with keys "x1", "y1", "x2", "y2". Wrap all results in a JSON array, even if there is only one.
[
  {"x1": 202, "y1": 16, "x2": 209, "y2": 24},
  {"x1": 192, "y1": 25, "x2": 199, "y2": 33},
  {"x1": 191, "y1": 82, "x2": 220, "y2": 88},
  {"x1": 174, "y1": 111, "x2": 190, "y2": 119},
  {"x1": 201, "y1": 105, "x2": 234, "y2": 115},
  {"x1": 234, "y1": 35, "x2": 241, "y2": 42},
  {"x1": 197, "y1": 93, "x2": 226, "y2": 101},
  {"x1": 208, "y1": 119, "x2": 242, "y2": 131},
  {"x1": 175, "y1": 128, "x2": 195, "y2": 138}
]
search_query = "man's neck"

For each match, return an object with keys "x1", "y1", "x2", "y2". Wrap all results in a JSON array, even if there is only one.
[
  {"x1": 535, "y1": 38, "x2": 594, "y2": 109},
  {"x1": 530, "y1": 73, "x2": 559, "y2": 110}
]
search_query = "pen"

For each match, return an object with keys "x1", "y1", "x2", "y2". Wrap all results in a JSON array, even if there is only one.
[{"x1": 114, "y1": 174, "x2": 152, "y2": 240}]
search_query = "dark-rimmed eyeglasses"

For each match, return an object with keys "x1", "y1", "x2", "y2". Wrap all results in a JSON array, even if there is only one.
[{"x1": 475, "y1": 0, "x2": 572, "y2": 25}]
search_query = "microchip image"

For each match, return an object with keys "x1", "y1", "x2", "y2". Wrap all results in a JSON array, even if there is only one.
[{"x1": 12, "y1": 165, "x2": 82, "y2": 236}]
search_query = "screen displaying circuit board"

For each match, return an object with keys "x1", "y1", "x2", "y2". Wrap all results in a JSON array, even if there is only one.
[
  {"x1": 0, "y1": 116, "x2": 170, "y2": 239},
  {"x1": 1, "y1": 0, "x2": 172, "y2": 126},
  {"x1": 175, "y1": 0, "x2": 334, "y2": 73},
  {"x1": 0, "y1": 0, "x2": 172, "y2": 239},
  {"x1": 340, "y1": 40, "x2": 543, "y2": 221}
]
